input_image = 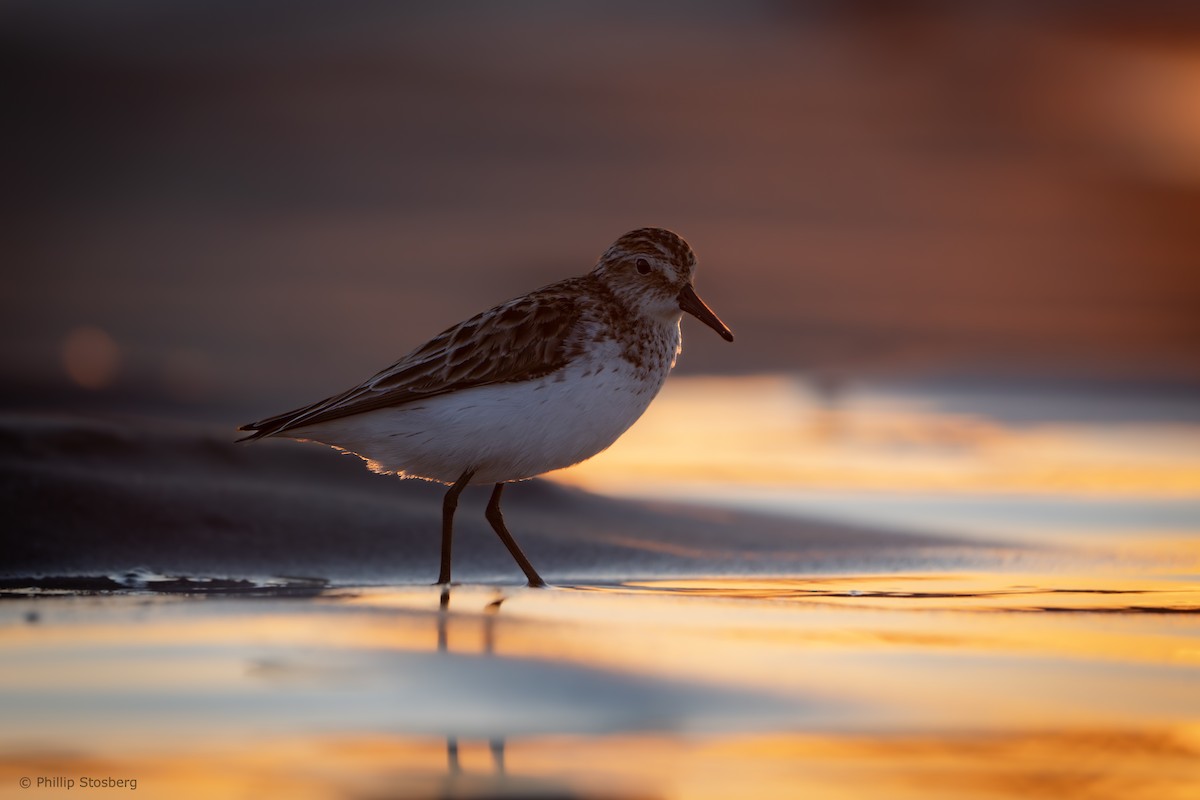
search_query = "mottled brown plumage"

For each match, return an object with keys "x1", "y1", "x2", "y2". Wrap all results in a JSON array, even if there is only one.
[{"x1": 238, "y1": 283, "x2": 589, "y2": 441}]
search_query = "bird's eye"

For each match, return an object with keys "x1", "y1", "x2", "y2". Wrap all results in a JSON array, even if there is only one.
[{"x1": 635, "y1": 258, "x2": 651, "y2": 275}]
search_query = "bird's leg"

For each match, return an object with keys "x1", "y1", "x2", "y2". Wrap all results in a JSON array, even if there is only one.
[
  {"x1": 485, "y1": 483, "x2": 547, "y2": 587},
  {"x1": 489, "y1": 738, "x2": 506, "y2": 775},
  {"x1": 437, "y1": 584, "x2": 451, "y2": 651},
  {"x1": 438, "y1": 469, "x2": 475, "y2": 585}
]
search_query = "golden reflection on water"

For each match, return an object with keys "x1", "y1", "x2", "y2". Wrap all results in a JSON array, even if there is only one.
[
  {"x1": 2, "y1": 576, "x2": 1198, "y2": 799},
  {"x1": 626, "y1": 573, "x2": 1200, "y2": 614},
  {"x1": 551, "y1": 376, "x2": 1200, "y2": 497},
  {"x1": 2, "y1": 729, "x2": 1198, "y2": 800}
]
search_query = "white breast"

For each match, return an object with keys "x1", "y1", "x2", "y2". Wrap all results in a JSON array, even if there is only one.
[{"x1": 285, "y1": 324, "x2": 680, "y2": 485}]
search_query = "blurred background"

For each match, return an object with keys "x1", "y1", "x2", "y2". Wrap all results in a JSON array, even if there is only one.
[
  {"x1": 4, "y1": 1, "x2": 1200, "y2": 535},
  {"x1": 5, "y1": 0, "x2": 1200, "y2": 405}
]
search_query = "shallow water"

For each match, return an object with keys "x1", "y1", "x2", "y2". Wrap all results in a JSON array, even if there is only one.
[
  {"x1": 3, "y1": 381, "x2": 1197, "y2": 797},
  {"x1": 2, "y1": 570, "x2": 1197, "y2": 800},
  {"x1": 556, "y1": 378, "x2": 1200, "y2": 546}
]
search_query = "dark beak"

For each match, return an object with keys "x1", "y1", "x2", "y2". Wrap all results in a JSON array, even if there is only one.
[{"x1": 678, "y1": 284, "x2": 734, "y2": 342}]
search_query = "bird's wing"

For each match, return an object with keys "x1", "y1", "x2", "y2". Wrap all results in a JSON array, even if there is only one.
[{"x1": 238, "y1": 285, "x2": 582, "y2": 440}]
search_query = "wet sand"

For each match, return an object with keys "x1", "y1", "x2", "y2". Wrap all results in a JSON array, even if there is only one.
[{"x1": 0, "y1": 412, "x2": 998, "y2": 584}]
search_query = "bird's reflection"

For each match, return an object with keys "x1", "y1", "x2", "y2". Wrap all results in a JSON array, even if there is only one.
[{"x1": 438, "y1": 586, "x2": 507, "y2": 782}]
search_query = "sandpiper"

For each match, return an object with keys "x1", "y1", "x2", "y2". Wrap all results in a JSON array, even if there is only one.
[{"x1": 239, "y1": 227, "x2": 733, "y2": 586}]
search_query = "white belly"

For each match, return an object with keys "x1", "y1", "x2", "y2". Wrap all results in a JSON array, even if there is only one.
[{"x1": 283, "y1": 355, "x2": 669, "y2": 485}]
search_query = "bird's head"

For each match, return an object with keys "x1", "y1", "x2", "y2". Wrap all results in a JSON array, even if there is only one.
[{"x1": 592, "y1": 227, "x2": 733, "y2": 342}]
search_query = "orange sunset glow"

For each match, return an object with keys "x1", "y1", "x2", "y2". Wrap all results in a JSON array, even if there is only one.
[{"x1": 551, "y1": 376, "x2": 1200, "y2": 497}]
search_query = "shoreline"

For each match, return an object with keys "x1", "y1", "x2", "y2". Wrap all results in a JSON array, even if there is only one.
[{"x1": 1, "y1": 411, "x2": 1000, "y2": 585}]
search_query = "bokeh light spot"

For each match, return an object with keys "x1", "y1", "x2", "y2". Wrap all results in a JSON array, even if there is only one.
[{"x1": 61, "y1": 325, "x2": 120, "y2": 390}]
